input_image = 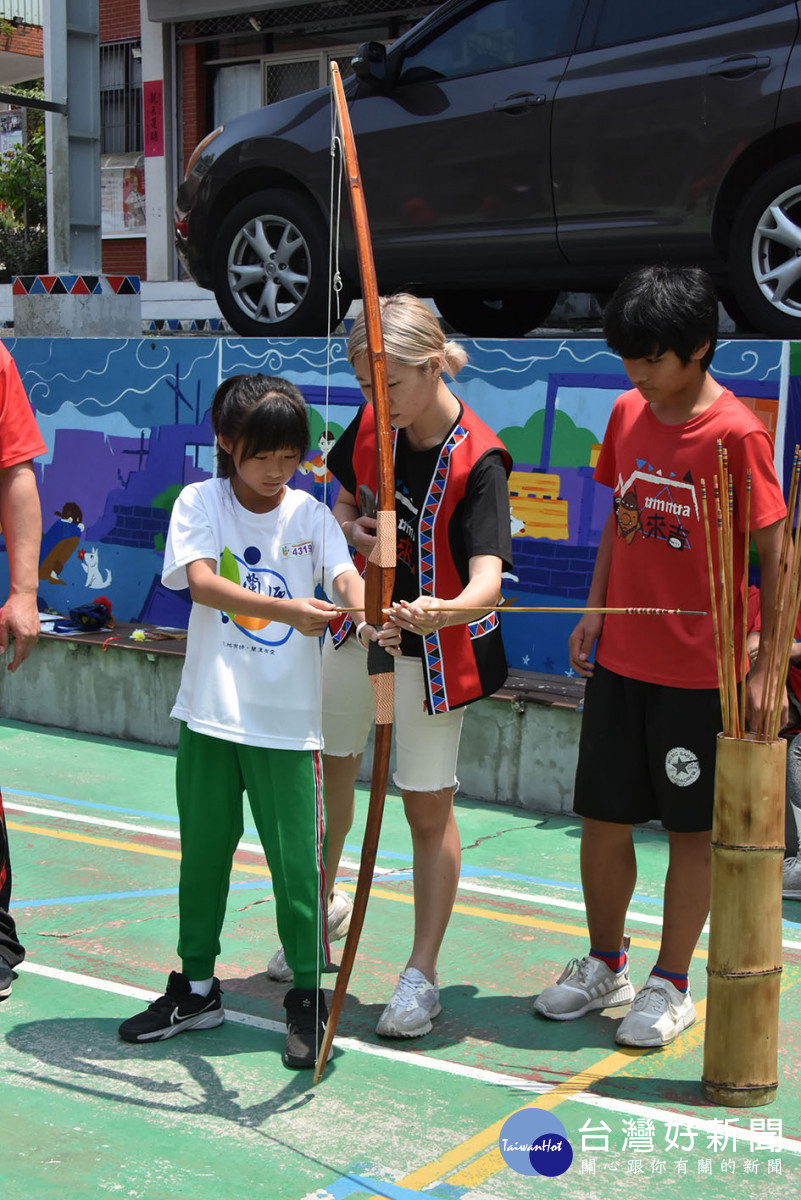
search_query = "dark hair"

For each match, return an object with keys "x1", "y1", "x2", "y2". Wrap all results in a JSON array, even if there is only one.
[
  {"x1": 211, "y1": 374, "x2": 309, "y2": 479},
  {"x1": 603, "y1": 265, "x2": 718, "y2": 371}
]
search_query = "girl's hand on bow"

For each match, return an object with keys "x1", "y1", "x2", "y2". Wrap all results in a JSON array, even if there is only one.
[{"x1": 357, "y1": 618, "x2": 403, "y2": 656}]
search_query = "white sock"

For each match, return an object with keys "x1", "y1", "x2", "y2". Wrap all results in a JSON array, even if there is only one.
[{"x1": 188, "y1": 977, "x2": 213, "y2": 997}]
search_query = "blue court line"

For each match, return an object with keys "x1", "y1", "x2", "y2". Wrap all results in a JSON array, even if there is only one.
[
  {"x1": 1, "y1": 787, "x2": 618, "y2": 899},
  {"x1": 10, "y1": 786, "x2": 801, "y2": 929},
  {"x1": 11, "y1": 879, "x2": 272, "y2": 910},
  {"x1": 10, "y1": 875, "x2": 801, "y2": 932}
]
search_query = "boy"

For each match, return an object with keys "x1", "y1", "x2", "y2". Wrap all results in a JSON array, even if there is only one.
[{"x1": 533, "y1": 266, "x2": 786, "y2": 1047}]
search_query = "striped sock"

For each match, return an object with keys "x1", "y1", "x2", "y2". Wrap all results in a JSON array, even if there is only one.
[
  {"x1": 651, "y1": 965, "x2": 688, "y2": 993},
  {"x1": 590, "y1": 946, "x2": 627, "y2": 974}
]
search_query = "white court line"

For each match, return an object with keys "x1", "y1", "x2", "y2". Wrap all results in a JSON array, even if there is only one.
[
  {"x1": 15, "y1": 960, "x2": 801, "y2": 1155},
  {"x1": 9, "y1": 800, "x2": 801, "y2": 950}
]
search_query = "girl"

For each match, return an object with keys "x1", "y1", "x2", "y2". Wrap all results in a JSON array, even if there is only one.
[
  {"x1": 267, "y1": 295, "x2": 513, "y2": 1037},
  {"x1": 118, "y1": 374, "x2": 396, "y2": 1068}
]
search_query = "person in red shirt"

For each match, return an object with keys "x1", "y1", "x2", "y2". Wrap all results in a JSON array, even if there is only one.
[
  {"x1": 533, "y1": 266, "x2": 786, "y2": 1048},
  {"x1": 0, "y1": 341, "x2": 46, "y2": 999}
]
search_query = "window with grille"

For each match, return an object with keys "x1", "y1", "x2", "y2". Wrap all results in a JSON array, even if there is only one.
[
  {"x1": 100, "y1": 42, "x2": 143, "y2": 154},
  {"x1": 211, "y1": 51, "x2": 356, "y2": 125}
]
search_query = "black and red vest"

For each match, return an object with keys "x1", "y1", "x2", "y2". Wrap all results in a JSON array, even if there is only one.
[{"x1": 330, "y1": 402, "x2": 512, "y2": 713}]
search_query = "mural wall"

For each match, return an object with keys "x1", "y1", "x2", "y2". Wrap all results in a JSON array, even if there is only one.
[{"x1": 6, "y1": 335, "x2": 790, "y2": 677}]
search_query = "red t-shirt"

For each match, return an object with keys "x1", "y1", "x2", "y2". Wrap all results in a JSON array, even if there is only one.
[
  {"x1": 594, "y1": 387, "x2": 785, "y2": 689},
  {"x1": 0, "y1": 342, "x2": 46, "y2": 467}
]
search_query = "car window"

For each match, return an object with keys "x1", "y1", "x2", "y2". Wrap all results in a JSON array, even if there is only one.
[
  {"x1": 397, "y1": 0, "x2": 586, "y2": 84},
  {"x1": 578, "y1": 0, "x2": 791, "y2": 50}
]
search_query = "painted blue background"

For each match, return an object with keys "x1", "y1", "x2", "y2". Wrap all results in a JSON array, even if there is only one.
[{"x1": 7, "y1": 335, "x2": 788, "y2": 676}]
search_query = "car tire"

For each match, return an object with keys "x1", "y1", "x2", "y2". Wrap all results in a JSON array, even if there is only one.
[
  {"x1": 212, "y1": 188, "x2": 348, "y2": 337},
  {"x1": 728, "y1": 157, "x2": 801, "y2": 339},
  {"x1": 433, "y1": 290, "x2": 558, "y2": 338}
]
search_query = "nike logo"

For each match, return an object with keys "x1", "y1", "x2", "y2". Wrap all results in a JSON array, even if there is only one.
[{"x1": 170, "y1": 1001, "x2": 215, "y2": 1024}]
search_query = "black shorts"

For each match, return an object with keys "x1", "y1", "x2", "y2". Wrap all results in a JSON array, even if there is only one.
[{"x1": 573, "y1": 663, "x2": 722, "y2": 833}]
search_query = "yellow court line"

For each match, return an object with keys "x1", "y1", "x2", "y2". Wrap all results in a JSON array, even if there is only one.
[
  {"x1": 7, "y1": 821, "x2": 271, "y2": 877},
  {"x1": 339, "y1": 883, "x2": 707, "y2": 960},
  {"x1": 10, "y1": 822, "x2": 707, "y2": 959},
  {"x1": 402, "y1": 998, "x2": 709, "y2": 1190}
]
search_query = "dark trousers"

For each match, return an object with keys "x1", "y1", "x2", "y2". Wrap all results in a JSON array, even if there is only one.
[{"x1": 0, "y1": 788, "x2": 24, "y2": 966}]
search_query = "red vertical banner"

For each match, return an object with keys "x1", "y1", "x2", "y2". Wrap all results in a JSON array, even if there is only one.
[{"x1": 143, "y1": 81, "x2": 164, "y2": 158}]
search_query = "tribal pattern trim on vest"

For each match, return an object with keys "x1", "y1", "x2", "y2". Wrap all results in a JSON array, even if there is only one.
[{"x1": 328, "y1": 402, "x2": 510, "y2": 712}]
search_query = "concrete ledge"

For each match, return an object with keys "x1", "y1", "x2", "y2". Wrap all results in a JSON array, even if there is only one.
[{"x1": 0, "y1": 627, "x2": 582, "y2": 814}]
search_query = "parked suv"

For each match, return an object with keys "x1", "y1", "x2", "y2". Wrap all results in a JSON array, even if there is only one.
[{"x1": 175, "y1": 0, "x2": 801, "y2": 339}]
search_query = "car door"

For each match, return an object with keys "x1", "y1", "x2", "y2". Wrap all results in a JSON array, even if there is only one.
[
  {"x1": 551, "y1": 0, "x2": 798, "y2": 265},
  {"x1": 349, "y1": 0, "x2": 587, "y2": 288}
]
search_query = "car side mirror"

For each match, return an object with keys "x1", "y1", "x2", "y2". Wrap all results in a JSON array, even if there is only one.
[{"x1": 352, "y1": 41, "x2": 387, "y2": 86}]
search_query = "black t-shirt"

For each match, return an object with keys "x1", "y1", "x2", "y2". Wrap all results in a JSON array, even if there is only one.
[{"x1": 329, "y1": 409, "x2": 513, "y2": 656}]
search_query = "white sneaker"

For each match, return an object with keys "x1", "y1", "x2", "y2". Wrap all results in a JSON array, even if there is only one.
[
  {"x1": 326, "y1": 887, "x2": 353, "y2": 940},
  {"x1": 615, "y1": 976, "x2": 696, "y2": 1047},
  {"x1": 266, "y1": 887, "x2": 354, "y2": 982},
  {"x1": 783, "y1": 856, "x2": 801, "y2": 900},
  {"x1": 533, "y1": 955, "x2": 635, "y2": 1020},
  {"x1": 376, "y1": 967, "x2": 441, "y2": 1038}
]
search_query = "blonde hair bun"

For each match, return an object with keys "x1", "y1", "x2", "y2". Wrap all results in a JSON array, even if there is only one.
[{"x1": 347, "y1": 293, "x2": 468, "y2": 378}]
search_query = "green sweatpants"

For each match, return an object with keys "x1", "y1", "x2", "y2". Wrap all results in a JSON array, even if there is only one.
[{"x1": 175, "y1": 723, "x2": 329, "y2": 990}]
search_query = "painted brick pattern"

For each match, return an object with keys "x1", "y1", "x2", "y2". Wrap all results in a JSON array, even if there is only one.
[
  {"x1": 103, "y1": 503, "x2": 170, "y2": 549},
  {"x1": 511, "y1": 542, "x2": 598, "y2": 598}
]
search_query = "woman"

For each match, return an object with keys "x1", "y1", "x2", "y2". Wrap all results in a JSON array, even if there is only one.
[{"x1": 269, "y1": 294, "x2": 513, "y2": 1037}]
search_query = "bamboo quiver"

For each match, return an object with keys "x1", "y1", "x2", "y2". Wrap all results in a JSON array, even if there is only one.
[{"x1": 702, "y1": 733, "x2": 786, "y2": 1106}]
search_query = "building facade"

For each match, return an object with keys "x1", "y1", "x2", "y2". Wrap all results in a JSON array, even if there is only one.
[{"x1": 100, "y1": 0, "x2": 437, "y2": 280}]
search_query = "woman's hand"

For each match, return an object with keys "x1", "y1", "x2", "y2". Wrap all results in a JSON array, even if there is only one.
[
  {"x1": 344, "y1": 514, "x2": 378, "y2": 557},
  {"x1": 385, "y1": 597, "x2": 450, "y2": 638}
]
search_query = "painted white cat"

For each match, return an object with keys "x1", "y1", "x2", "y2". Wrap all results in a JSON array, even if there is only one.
[{"x1": 79, "y1": 546, "x2": 112, "y2": 588}]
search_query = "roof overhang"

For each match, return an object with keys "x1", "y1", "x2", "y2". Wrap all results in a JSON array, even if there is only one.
[
  {"x1": 0, "y1": 50, "x2": 43, "y2": 86},
  {"x1": 147, "y1": 0, "x2": 312, "y2": 20}
]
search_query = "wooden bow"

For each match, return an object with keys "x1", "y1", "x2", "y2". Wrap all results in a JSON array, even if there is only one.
[{"x1": 314, "y1": 61, "x2": 396, "y2": 1082}]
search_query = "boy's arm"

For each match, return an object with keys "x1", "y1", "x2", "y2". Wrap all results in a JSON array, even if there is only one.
[
  {"x1": 568, "y1": 508, "x2": 614, "y2": 677},
  {"x1": 748, "y1": 518, "x2": 788, "y2": 730},
  {"x1": 0, "y1": 461, "x2": 42, "y2": 672},
  {"x1": 186, "y1": 558, "x2": 336, "y2": 638}
]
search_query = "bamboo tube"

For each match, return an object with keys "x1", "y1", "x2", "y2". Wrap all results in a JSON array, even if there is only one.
[{"x1": 702, "y1": 733, "x2": 786, "y2": 1107}]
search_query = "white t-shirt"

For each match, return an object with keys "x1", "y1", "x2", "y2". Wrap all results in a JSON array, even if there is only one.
[{"x1": 163, "y1": 477, "x2": 355, "y2": 750}]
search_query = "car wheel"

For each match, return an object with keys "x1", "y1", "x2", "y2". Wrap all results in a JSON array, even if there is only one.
[
  {"x1": 728, "y1": 157, "x2": 801, "y2": 339},
  {"x1": 212, "y1": 189, "x2": 348, "y2": 337},
  {"x1": 433, "y1": 290, "x2": 558, "y2": 338}
]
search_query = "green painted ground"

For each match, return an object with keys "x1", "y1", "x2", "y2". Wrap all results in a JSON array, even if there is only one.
[{"x1": 1, "y1": 719, "x2": 799, "y2": 1199}]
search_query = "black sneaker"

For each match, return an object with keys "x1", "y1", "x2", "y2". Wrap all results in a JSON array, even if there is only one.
[
  {"x1": 118, "y1": 972, "x2": 224, "y2": 1043},
  {"x1": 283, "y1": 987, "x2": 332, "y2": 1070},
  {"x1": 0, "y1": 957, "x2": 14, "y2": 999}
]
